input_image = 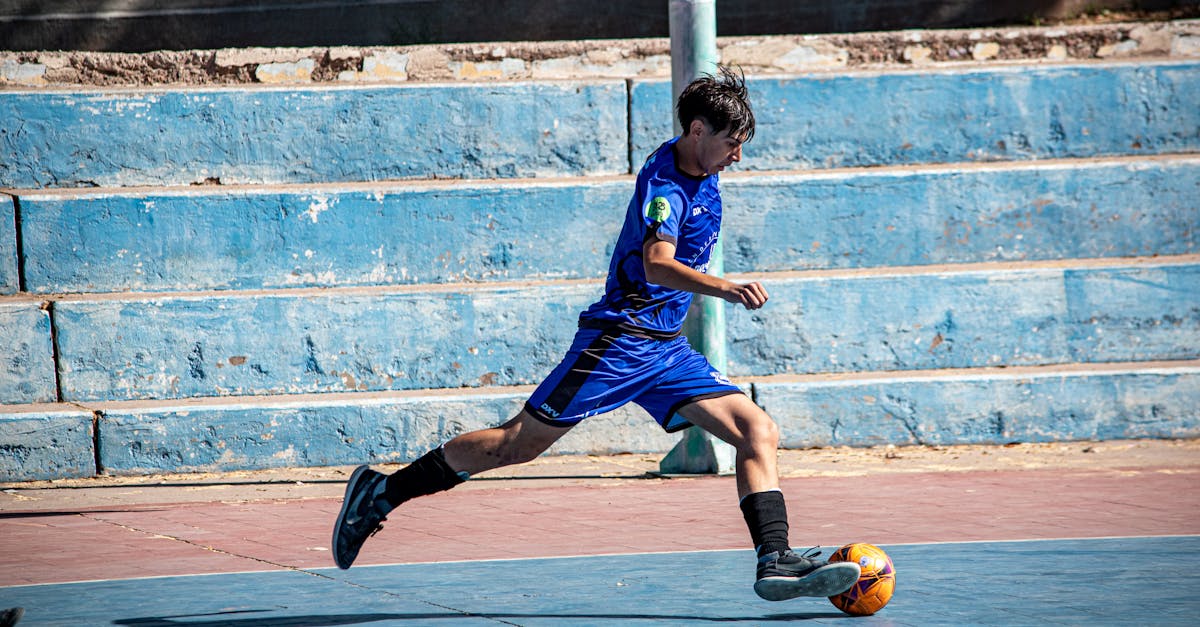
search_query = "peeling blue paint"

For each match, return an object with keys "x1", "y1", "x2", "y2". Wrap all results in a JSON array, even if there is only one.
[
  {"x1": 0, "y1": 302, "x2": 56, "y2": 404},
  {"x1": 18, "y1": 182, "x2": 628, "y2": 293},
  {"x1": 95, "y1": 395, "x2": 674, "y2": 474},
  {"x1": 0, "y1": 410, "x2": 95, "y2": 480},
  {"x1": 722, "y1": 158, "x2": 1200, "y2": 272},
  {"x1": 54, "y1": 285, "x2": 600, "y2": 401},
  {"x1": 1061, "y1": 265, "x2": 1200, "y2": 363},
  {"x1": 632, "y1": 62, "x2": 1200, "y2": 170},
  {"x1": 0, "y1": 195, "x2": 16, "y2": 295},
  {"x1": 757, "y1": 367, "x2": 1200, "y2": 447},
  {"x1": 726, "y1": 262, "x2": 1200, "y2": 377},
  {"x1": 0, "y1": 82, "x2": 629, "y2": 188}
]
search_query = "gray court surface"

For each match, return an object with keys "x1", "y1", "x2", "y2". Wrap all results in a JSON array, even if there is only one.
[{"x1": 3, "y1": 536, "x2": 1196, "y2": 626}]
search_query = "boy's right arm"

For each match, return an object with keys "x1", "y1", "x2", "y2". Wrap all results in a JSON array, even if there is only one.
[{"x1": 643, "y1": 239, "x2": 768, "y2": 310}]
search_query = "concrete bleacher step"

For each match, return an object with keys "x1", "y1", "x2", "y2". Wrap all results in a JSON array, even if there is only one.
[
  {"x1": 12, "y1": 177, "x2": 629, "y2": 294},
  {"x1": 0, "y1": 195, "x2": 14, "y2": 294},
  {"x1": 1, "y1": 61, "x2": 1196, "y2": 190},
  {"x1": 5, "y1": 359, "x2": 1196, "y2": 479},
  {"x1": 0, "y1": 81, "x2": 631, "y2": 189},
  {"x1": 632, "y1": 60, "x2": 1200, "y2": 171},
  {"x1": 722, "y1": 155, "x2": 1200, "y2": 271},
  {"x1": 755, "y1": 361, "x2": 1200, "y2": 448},
  {"x1": 727, "y1": 256, "x2": 1200, "y2": 375},
  {"x1": 7, "y1": 154, "x2": 1197, "y2": 294},
  {"x1": 2, "y1": 255, "x2": 1193, "y2": 405},
  {"x1": 0, "y1": 300, "x2": 53, "y2": 404}
]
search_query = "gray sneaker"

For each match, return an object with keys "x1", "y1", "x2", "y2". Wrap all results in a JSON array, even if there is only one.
[
  {"x1": 753, "y1": 548, "x2": 861, "y2": 601},
  {"x1": 0, "y1": 607, "x2": 24, "y2": 627},
  {"x1": 332, "y1": 465, "x2": 388, "y2": 569}
]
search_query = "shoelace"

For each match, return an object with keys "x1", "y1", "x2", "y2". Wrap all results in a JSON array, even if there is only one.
[
  {"x1": 369, "y1": 507, "x2": 389, "y2": 535},
  {"x1": 764, "y1": 546, "x2": 823, "y2": 564},
  {"x1": 798, "y1": 547, "x2": 823, "y2": 560}
]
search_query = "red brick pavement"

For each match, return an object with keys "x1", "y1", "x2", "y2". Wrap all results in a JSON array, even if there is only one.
[{"x1": 3, "y1": 465, "x2": 1197, "y2": 587}]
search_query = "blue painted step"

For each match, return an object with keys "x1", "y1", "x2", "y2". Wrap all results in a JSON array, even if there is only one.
[
  {"x1": 3, "y1": 62, "x2": 1195, "y2": 190},
  {"x1": 0, "y1": 301, "x2": 56, "y2": 404},
  {"x1": 0, "y1": 408, "x2": 95, "y2": 481},
  {"x1": 53, "y1": 283, "x2": 598, "y2": 402},
  {"x1": 92, "y1": 391, "x2": 674, "y2": 476},
  {"x1": 633, "y1": 61, "x2": 1200, "y2": 170},
  {"x1": 17, "y1": 179, "x2": 628, "y2": 293},
  {"x1": 726, "y1": 261, "x2": 1200, "y2": 377},
  {"x1": 50, "y1": 260, "x2": 1200, "y2": 402},
  {"x1": 0, "y1": 195, "x2": 16, "y2": 295},
  {"x1": 14, "y1": 156, "x2": 1198, "y2": 294},
  {"x1": 756, "y1": 364, "x2": 1200, "y2": 447},
  {"x1": 4, "y1": 363, "x2": 1191, "y2": 477},
  {"x1": 722, "y1": 156, "x2": 1199, "y2": 272},
  {"x1": 0, "y1": 81, "x2": 629, "y2": 188}
]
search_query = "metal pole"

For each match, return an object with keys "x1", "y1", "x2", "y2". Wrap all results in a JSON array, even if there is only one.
[
  {"x1": 660, "y1": 0, "x2": 736, "y2": 476},
  {"x1": 669, "y1": 0, "x2": 717, "y2": 136}
]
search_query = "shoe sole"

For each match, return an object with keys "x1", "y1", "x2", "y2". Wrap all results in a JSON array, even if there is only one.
[
  {"x1": 332, "y1": 464, "x2": 372, "y2": 570},
  {"x1": 754, "y1": 562, "x2": 862, "y2": 601}
]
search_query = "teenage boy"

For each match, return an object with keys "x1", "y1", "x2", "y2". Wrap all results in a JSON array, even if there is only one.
[{"x1": 332, "y1": 67, "x2": 860, "y2": 602}]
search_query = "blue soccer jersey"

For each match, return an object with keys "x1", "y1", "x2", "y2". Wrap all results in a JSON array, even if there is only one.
[
  {"x1": 526, "y1": 138, "x2": 742, "y2": 429},
  {"x1": 578, "y1": 138, "x2": 723, "y2": 338}
]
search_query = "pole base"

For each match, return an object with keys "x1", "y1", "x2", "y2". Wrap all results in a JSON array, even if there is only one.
[{"x1": 658, "y1": 426, "x2": 736, "y2": 475}]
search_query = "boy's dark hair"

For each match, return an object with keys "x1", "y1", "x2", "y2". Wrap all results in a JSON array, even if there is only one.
[{"x1": 676, "y1": 65, "x2": 755, "y2": 142}]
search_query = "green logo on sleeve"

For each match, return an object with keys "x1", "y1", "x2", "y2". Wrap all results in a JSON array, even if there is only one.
[{"x1": 646, "y1": 196, "x2": 671, "y2": 223}]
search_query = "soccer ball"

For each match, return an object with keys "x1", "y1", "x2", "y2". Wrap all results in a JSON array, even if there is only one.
[{"x1": 827, "y1": 543, "x2": 896, "y2": 616}]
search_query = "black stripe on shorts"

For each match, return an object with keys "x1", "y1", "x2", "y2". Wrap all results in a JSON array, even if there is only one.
[{"x1": 526, "y1": 331, "x2": 617, "y2": 424}]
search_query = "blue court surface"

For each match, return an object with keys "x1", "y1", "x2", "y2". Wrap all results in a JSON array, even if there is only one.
[{"x1": 3, "y1": 536, "x2": 1196, "y2": 626}]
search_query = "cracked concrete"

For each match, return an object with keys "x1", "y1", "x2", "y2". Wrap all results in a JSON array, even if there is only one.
[{"x1": 2, "y1": 20, "x2": 1198, "y2": 87}]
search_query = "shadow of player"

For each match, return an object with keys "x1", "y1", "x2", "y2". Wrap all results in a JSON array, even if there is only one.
[{"x1": 115, "y1": 608, "x2": 855, "y2": 626}]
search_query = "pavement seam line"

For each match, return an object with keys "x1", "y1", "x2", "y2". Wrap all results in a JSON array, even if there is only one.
[{"x1": 79, "y1": 511, "x2": 304, "y2": 570}]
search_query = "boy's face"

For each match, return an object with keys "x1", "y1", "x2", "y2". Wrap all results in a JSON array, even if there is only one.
[{"x1": 692, "y1": 120, "x2": 746, "y2": 176}]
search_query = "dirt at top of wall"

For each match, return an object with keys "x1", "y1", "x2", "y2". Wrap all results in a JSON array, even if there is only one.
[{"x1": 2, "y1": 19, "x2": 1198, "y2": 88}]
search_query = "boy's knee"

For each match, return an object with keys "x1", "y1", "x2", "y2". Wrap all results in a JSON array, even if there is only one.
[{"x1": 744, "y1": 414, "x2": 780, "y2": 450}]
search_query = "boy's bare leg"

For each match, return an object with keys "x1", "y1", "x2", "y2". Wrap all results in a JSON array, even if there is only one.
[
  {"x1": 333, "y1": 410, "x2": 569, "y2": 569},
  {"x1": 679, "y1": 393, "x2": 861, "y2": 601},
  {"x1": 677, "y1": 393, "x2": 780, "y2": 499},
  {"x1": 443, "y1": 410, "x2": 572, "y2": 475}
]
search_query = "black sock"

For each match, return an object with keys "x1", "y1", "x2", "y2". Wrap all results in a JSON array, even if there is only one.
[
  {"x1": 382, "y1": 446, "x2": 467, "y2": 508},
  {"x1": 740, "y1": 490, "x2": 791, "y2": 558}
]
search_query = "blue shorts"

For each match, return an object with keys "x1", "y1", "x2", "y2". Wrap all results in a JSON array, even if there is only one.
[{"x1": 525, "y1": 327, "x2": 743, "y2": 432}]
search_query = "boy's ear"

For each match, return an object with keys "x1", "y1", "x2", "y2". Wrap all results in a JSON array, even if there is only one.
[{"x1": 687, "y1": 117, "x2": 709, "y2": 138}]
